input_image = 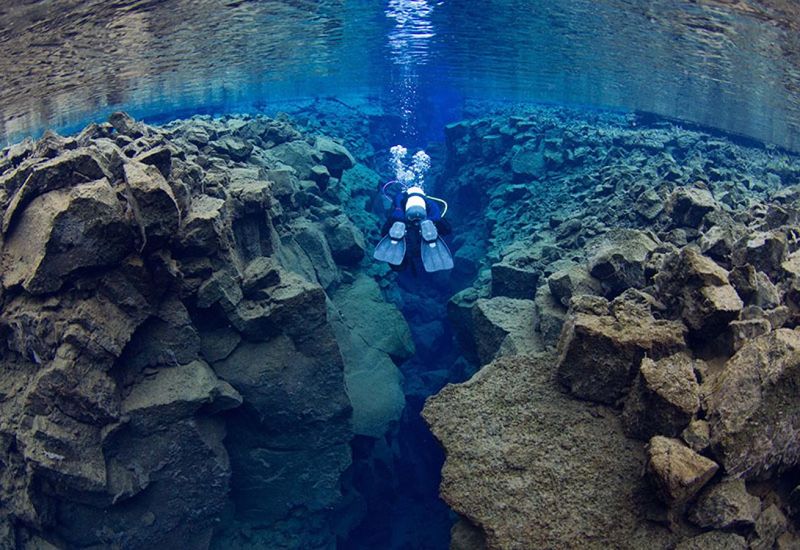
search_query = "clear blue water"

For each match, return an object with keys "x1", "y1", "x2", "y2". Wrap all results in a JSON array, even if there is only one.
[
  {"x1": 2, "y1": 1, "x2": 800, "y2": 549},
  {"x1": 1, "y1": 0, "x2": 799, "y2": 149}
]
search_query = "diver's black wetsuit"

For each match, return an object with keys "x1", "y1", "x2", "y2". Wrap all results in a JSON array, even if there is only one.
[{"x1": 381, "y1": 191, "x2": 451, "y2": 273}]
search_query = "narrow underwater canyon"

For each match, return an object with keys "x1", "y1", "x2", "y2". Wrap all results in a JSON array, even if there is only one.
[{"x1": 1, "y1": 99, "x2": 800, "y2": 549}]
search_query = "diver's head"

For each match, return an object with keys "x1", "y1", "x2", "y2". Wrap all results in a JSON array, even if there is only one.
[{"x1": 405, "y1": 186, "x2": 427, "y2": 222}]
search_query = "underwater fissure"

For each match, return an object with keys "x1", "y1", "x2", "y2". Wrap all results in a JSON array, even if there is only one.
[{"x1": 2, "y1": 93, "x2": 800, "y2": 549}]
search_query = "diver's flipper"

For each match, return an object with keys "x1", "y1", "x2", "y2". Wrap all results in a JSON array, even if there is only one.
[
  {"x1": 373, "y1": 221, "x2": 407, "y2": 266},
  {"x1": 420, "y1": 220, "x2": 454, "y2": 272}
]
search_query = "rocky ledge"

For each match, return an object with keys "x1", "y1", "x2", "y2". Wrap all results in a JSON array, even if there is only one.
[
  {"x1": 425, "y1": 107, "x2": 800, "y2": 549},
  {"x1": 0, "y1": 111, "x2": 413, "y2": 549}
]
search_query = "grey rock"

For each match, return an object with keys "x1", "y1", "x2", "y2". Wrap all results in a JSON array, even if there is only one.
[
  {"x1": 211, "y1": 136, "x2": 253, "y2": 161},
  {"x1": 682, "y1": 419, "x2": 711, "y2": 453},
  {"x1": 734, "y1": 230, "x2": 788, "y2": 278},
  {"x1": 177, "y1": 194, "x2": 229, "y2": 255},
  {"x1": 728, "y1": 318, "x2": 771, "y2": 352},
  {"x1": 109, "y1": 111, "x2": 147, "y2": 138},
  {"x1": 547, "y1": 262, "x2": 602, "y2": 307},
  {"x1": 688, "y1": 478, "x2": 761, "y2": 529},
  {"x1": 472, "y1": 296, "x2": 539, "y2": 365},
  {"x1": 423, "y1": 355, "x2": 679, "y2": 550},
  {"x1": 242, "y1": 256, "x2": 281, "y2": 296},
  {"x1": 2, "y1": 147, "x2": 108, "y2": 233},
  {"x1": 123, "y1": 160, "x2": 181, "y2": 246},
  {"x1": 751, "y1": 504, "x2": 788, "y2": 550},
  {"x1": 315, "y1": 136, "x2": 355, "y2": 177},
  {"x1": 675, "y1": 531, "x2": 747, "y2": 550},
  {"x1": 534, "y1": 284, "x2": 568, "y2": 349},
  {"x1": 634, "y1": 188, "x2": 664, "y2": 220},
  {"x1": 325, "y1": 214, "x2": 365, "y2": 266},
  {"x1": 491, "y1": 261, "x2": 539, "y2": 299},
  {"x1": 587, "y1": 229, "x2": 659, "y2": 296},
  {"x1": 122, "y1": 360, "x2": 242, "y2": 432},
  {"x1": 668, "y1": 186, "x2": 718, "y2": 228}
]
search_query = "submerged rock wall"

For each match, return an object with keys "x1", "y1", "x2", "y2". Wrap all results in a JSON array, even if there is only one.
[
  {"x1": 424, "y1": 106, "x2": 800, "y2": 549},
  {"x1": 0, "y1": 112, "x2": 413, "y2": 549}
]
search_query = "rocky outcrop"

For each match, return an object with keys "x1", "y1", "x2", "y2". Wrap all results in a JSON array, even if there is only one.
[
  {"x1": 427, "y1": 105, "x2": 800, "y2": 549},
  {"x1": 0, "y1": 112, "x2": 411, "y2": 549},
  {"x1": 423, "y1": 354, "x2": 678, "y2": 549},
  {"x1": 556, "y1": 294, "x2": 686, "y2": 404},
  {"x1": 706, "y1": 329, "x2": 800, "y2": 478}
]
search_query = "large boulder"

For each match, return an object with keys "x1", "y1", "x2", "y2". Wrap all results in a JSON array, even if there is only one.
[
  {"x1": 688, "y1": 478, "x2": 761, "y2": 529},
  {"x1": 472, "y1": 297, "x2": 538, "y2": 365},
  {"x1": 706, "y1": 329, "x2": 800, "y2": 478},
  {"x1": 423, "y1": 355, "x2": 678, "y2": 549},
  {"x1": 329, "y1": 275, "x2": 412, "y2": 436},
  {"x1": 655, "y1": 247, "x2": 742, "y2": 335},
  {"x1": 123, "y1": 161, "x2": 181, "y2": 247},
  {"x1": 534, "y1": 284, "x2": 567, "y2": 349},
  {"x1": 667, "y1": 186, "x2": 718, "y2": 228},
  {"x1": 586, "y1": 229, "x2": 659, "y2": 296},
  {"x1": 622, "y1": 353, "x2": 701, "y2": 440},
  {"x1": 646, "y1": 436, "x2": 719, "y2": 506},
  {"x1": 1, "y1": 178, "x2": 133, "y2": 294},
  {"x1": 2, "y1": 148, "x2": 108, "y2": 233},
  {"x1": 557, "y1": 296, "x2": 686, "y2": 404},
  {"x1": 122, "y1": 360, "x2": 241, "y2": 433},
  {"x1": 314, "y1": 136, "x2": 355, "y2": 177}
]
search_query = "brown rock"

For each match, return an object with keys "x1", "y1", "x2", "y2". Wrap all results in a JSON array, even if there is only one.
[
  {"x1": 557, "y1": 303, "x2": 686, "y2": 404},
  {"x1": 646, "y1": 436, "x2": 719, "y2": 506},
  {"x1": 2, "y1": 178, "x2": 133, "y2": 294},
  {"x1": 622, "y1": 353, "x2": 700, "y2": 440},
  {"x1": 706, "y1": 328, "x2": 800, "y2": 478}
]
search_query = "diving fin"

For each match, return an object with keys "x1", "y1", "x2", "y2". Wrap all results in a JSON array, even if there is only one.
[
  {"x1": 373, "y1": 221, "x2": 407, "y2": 266},
  {"x1": 419, "y1": 220, "x2": 454, "y2": 272}
]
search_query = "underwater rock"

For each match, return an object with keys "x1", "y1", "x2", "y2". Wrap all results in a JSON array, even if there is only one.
[
  {"x1": 0, "y1": 113, "x2": 370, "y2": 547},
  {"x1": 315, "y1": 136, "x2": 355, "y2": 177},
  {"x1": 423, "y1": 354, "x2": 677, "y2": 549},
  {"x1": 109, "y1": 111, "x2": 147, "y2": 138},
  {"x1": 122, "y1": 360, "x2": 242, "y2": 432},
  {"x1": 688, "y1": 478, "x2": 761, "y2": 529},
  {"x1": 547, "y1": 261, "x2": 602, "y2": 307},
  {"x1": 324, "y1": 214, "x2": 365, "y2": 265},
  {"x1": 675, "y1": 531, "x2": 747, "y2": 550},
  {"x1": 472, "y1": 296, "x2": 538, "y2": 364},
  {"x1": 668, "y1": 186, "x2": 718, "y2": 228},
  {"x1": 490, "y1": 260, "x2": 539, "y2": 299},
  {"x1": 751, "y1": 504, "x2": 788, "y2": 550},
  {"x1": 330, "y1": 275, "x2": 411, "y2": 436},
  {"x1": 1, "y1": 147, "x2": 108, "y2": 230},
  {"x1": 587, "y1": 228, "x2": 659, "y2": 296},
  {"x1": 705, "y1": 328, "x2": 800, "y2": 478},
  {"x1": 533, "y1": 284, "x2": 567, "y2": 349},
  {"x1": 733, "y1": 230, "x2": 788, "y2": 279},
  {"x1": 622, "y1": 353, "x2": 700, "y2": 440},
  {"x1": 556, "y1": 295, "x2": 686, "y2": 404},
  {"x1": 123, "y1": 160, "x2": 181, "y2": 247},
  {"x1": 211, "y1": 135, "x2": 253, "y2": 161},
  {"x1": 646, "y1": 436, "x2": 719, "y2": 506},
  {"x1": 655, "y1": 247, "x2": 742, "y2": 335},
  {"x1": 177, "y1": 194, "x2": 229, "y2": 255},
  {"x1": 1, "y1": 177, "x2": 133, "y2": 294}
]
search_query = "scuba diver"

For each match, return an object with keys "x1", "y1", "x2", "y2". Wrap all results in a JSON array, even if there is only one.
[{"x1": 373, "y1": 146, "x2": 454, "y2": 273}]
